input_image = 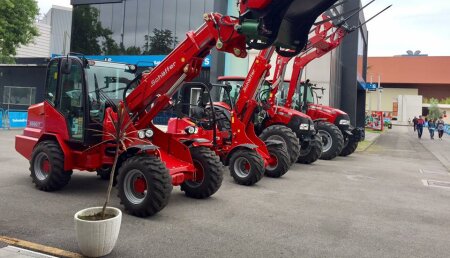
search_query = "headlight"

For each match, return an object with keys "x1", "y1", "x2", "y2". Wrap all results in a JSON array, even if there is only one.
[
  {"x1": 185, "y1": 126, "x2": 198, "y2": 134},
  {"x1": 310, "y1": 124, "x2": 315, "y2": 131},
  {"x1": 145, "y1": 129, "x2": 154, "y2": 138},
  {"x1": 339, "y1": 119, "x2": 350, "y2": 125},
  {"x1": 299, "y1": 123, "x2": 309, "y2": 130},
  {"x1": 138, "y1": 130, "x2": 146, "y2": 139}
]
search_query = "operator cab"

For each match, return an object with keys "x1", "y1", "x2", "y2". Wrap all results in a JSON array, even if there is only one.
[{"x1": 44, "y1": 56, "x2": 136, "y2": 146}]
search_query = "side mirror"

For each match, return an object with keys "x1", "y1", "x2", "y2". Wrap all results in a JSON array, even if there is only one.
[{"x1": 61, "y1": 58, "x2": 72, "y2": 74}]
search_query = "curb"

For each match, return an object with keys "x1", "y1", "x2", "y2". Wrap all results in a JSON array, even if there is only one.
[{"x1": 0, "y1": 236, "x2": 82, "y2": 258}]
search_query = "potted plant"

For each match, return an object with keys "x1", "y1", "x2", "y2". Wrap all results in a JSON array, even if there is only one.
[{"x1": 74, "y1": 105, "x2": 128, "y2": 257}]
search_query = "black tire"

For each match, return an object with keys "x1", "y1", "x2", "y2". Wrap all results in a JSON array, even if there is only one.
[
  {"x1": 316, "y1": 122, "x2": 344, "y2": 160},
  {"x1": 30, "y1": 141, "x2": 72, "y2": 191},
  {"x1": 181, "y1": 147, "x2": 224, "y2": 199},
  {"x1": 340, "y1": 137, "x2": 359, "y2": 156},
  {"x1": 96, "y1": 166, "x2": 111, "y2": 180},
  {"x1": 265, "y1": 144, "x2": 290, "y2": 178},
  {"x1": 297, "y1": 134, "x2": 323, "y2": 164},
  {"x1": 259, "y1": 125, "x2": 300, "y2": 165},
  {"x1": 117, "y1": 155, "x2": 172, "y2": 217},
  {"x1": 229, "y1": 149, "x2": 264, "y2": 186}
]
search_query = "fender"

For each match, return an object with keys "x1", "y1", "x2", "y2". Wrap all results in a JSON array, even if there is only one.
[
  {"x1": 126, "y1": 144, "x2": 159, "y2": 153},
  {"x1": 263, "y1": 139, "x2": 284, "y2": 147},
  {"x1": 180, "y1": 138, "x2": 213, "y2": 147}
]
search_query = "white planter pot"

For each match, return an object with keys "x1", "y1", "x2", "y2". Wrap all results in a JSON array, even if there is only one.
[{"x1": 74, "y1": 207, "x2": 122, "y2": 257}]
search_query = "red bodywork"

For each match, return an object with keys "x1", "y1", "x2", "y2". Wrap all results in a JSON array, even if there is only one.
[
  {"x1": 16, "y1": 13, "x2": 248, "y2": 185},
  {"x1": 266, "y1": 16, "x2": 350, "y2": 125}
]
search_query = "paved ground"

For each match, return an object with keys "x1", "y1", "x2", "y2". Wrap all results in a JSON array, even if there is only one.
[{"x1": 0, "y1": 127, "x2": 449, "y2": 258}]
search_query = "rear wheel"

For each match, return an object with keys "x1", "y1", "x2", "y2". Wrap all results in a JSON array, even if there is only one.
[
  {"x1": 117, "y1": 155, "x2": 172, "y2": 217},
  {"x1": 30, "y1": 141, "x2": 72, "y2": 191},
  {"x1": 317, "y1": 122, "x2": 344, "y2": 160},
  {"x1": 181, "y1": 147, "x2": 224, "y2": 199},
  {"x1": 265, "y1": 144, "x2": 290, "y2": 178},
  {"x1": 229, "y1": 149, "x2": 264, "y2": 186},
  {"x1": 297, "y1": 134, "x2": 323, "y2": 164},
  {"x1": 340, "y1": 137, "x2": 359, "y2": 156},
  {"x1": 259, "y1": 125, "x2": 300, "y2": 165}
]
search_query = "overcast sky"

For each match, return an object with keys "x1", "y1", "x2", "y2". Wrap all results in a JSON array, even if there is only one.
[{"x1": 36, "y1": 0, "x2": 450, "y2": 57}]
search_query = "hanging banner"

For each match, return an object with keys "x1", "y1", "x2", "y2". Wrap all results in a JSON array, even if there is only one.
[{"x1": 9, "y1": 111, "x2": 28, "y2": 128}]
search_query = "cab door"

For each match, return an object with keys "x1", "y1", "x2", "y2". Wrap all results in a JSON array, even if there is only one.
[{"x1": 56, "y1": 58, "x2": 86, "y2": 142}]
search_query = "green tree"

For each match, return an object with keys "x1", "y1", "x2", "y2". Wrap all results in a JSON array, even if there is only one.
[
  {"x1": 71, "y1": 6, "x2": 118, "y2": 55},
  {"x1": 143, "y1": 29, "x2": 177, "y2": 55},
  {"x1": 0, "y1": 0, "x2": 39, "y2": 63},
  {"x1": 428, "y1": 98, "x2": 442, "y2": 120}
]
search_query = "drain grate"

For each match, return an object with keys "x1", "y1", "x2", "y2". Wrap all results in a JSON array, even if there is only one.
[
  {"x1": 419, "y1": 169, "x2": 448, "y2": 175},
  {"x1": 422, "y1": 179, "x2": 450, "y2": 189}
]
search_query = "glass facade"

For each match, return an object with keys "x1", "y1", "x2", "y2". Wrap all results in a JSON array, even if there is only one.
[{"x1": 71, "y1": 0, "x2": 215, "y2": 56}]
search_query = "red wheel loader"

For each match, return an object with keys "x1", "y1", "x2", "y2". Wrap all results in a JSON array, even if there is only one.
[
  {"x1": 15, "y1": 0, "x2": 340, "y2": 216},
  {"x1": 268, "y1": 3, "x2": 391, "y2": 159}
]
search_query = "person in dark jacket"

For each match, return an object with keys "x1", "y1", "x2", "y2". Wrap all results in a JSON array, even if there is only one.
[
  {"x1": 436, "y1": 117, "x2": 445, "y2": 140},
  {"x1": 428, "y1": 118, "x2": 436, "y2": 139},
  {"x1": 416, "y1": 116, "x2": 424, "y2": 139},
  {"x1": 412, "y1": 116, "x2": 418, "y2": 132}
]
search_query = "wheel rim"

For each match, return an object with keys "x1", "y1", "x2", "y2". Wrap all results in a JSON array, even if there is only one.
[
  {"x1": 123, "y1": 169, "x2": 147, "y2": 205},
  {"x1": 319, "y1": 130, "x2": 333, "y2": 153},
  {"x1": 266, "y1": 135, "x2": 287, "y2": 151},
  {"x1": 266, "y1": 154, "x2": 278, "y2": 171},
  {"x1": 185, "y1": 160, "x2": 205, "y2": 188},
  {"x1": 34, "y1": 152, "x2": 50, "y2": 181},
  {"x1": 233, "y1": 157, "x2": 251, "y2": 178}
]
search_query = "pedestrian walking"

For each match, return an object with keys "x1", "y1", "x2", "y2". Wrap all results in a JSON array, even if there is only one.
[
  {"x1": 412, "y1": 116, "x2": 418, "y2": 132},
  {"x1": 437, "y1": 117, "x2": 445, "y2": 140},
  {"x1": 416, "y1": 116, "x2": 424, "y2": 139},
  {"x1": 428, "y1": 118, "x2": 436, "y2": 139}
]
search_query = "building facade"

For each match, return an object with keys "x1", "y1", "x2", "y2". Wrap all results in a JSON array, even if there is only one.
[
  {"x1": 69, "y1": 0, "x2": 368, "y2": 127},
  {"x1": 367, "y1": 56, "x2": 450, "y2": 123}
]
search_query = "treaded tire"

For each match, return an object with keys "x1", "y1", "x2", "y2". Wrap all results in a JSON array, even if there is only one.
[
  {"x1": 259, "y1": 125, "x2": 300, "y2": 165},
  {"x1": 297, "y1": 134, "x2": 323, "y2": 164},
  {"x1": 181, "y1": 147, "x2": 224, "y2": 199},
  {"x1": 340, "y1": 137, "x2": 359, "y2": 156},
  {"x1": 117, "y1": 155, "x2": 172, "y2": 217},
  {"x1": 265, "y1": 144, "x2": 291, "y2": 178},
  {"x1": 30, "y1": 141, "x2": 72, "y2": 191},
  {"x1": 229, "y1": 149, "x2": 264, "y2": 186},
  {"x1": 317, "y1": 122, "x2": 344, "y2": 160}
]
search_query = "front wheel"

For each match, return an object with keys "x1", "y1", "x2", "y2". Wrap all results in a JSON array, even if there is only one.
[
  {"x1": 259, "y1": 125, "x2": 300, "y2": 165},
  {"x1": 117, "y1": 155, "x2": 172, "y2": 217},
  {"x1": 297, "y1": 134, "x2": 323, "y2": 164},
  {"x1": 181, "y1": 147, "x2": 224, "y2": 199},
  {"x1": 317, "y1": 122, "x2": 344, "y2": 160},
  {"x1": 30, "y1": 141, "x2": 72, "y2": 191},
  {"x1": 340, "y1": 137, "x2": 359, "y2": 156},
  {"x1": 265, "y1": 144, "x2": 290, "y2": 178},
  {"x1": 229, "y1": 149, "x2": 264, "y2": 186}
]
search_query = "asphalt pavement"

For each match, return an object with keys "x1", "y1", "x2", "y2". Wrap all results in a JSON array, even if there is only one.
[{"x1": 0, "y1": 127, "x2": 449, "y2": 258}]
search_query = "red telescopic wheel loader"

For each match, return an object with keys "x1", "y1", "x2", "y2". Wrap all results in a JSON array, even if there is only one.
[
  {"x1": 15, "y1": 0, "x2": 341, "y2": 216},
  {"x1": 167, "y1": 47, "x2": 293, "y2": 186},
  {"x1": 267, "y1": 2, "x2": 391, "y2": 159}
]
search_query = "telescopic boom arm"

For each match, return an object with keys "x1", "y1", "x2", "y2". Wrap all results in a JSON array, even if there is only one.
[{"x1": 125, "y1": 13, "x2": 248, "y2": 130}]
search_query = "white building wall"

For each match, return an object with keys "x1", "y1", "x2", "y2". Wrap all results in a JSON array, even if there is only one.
[
  {"x1": 16, "y1": 23, "x2": 51, "y2": 58},
  {"x1": 397, "y1": 95, "x2": 422, "y2": 124},
  {"x1": 45, "y1": 5, "x2": 73, "y2": 55}
]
